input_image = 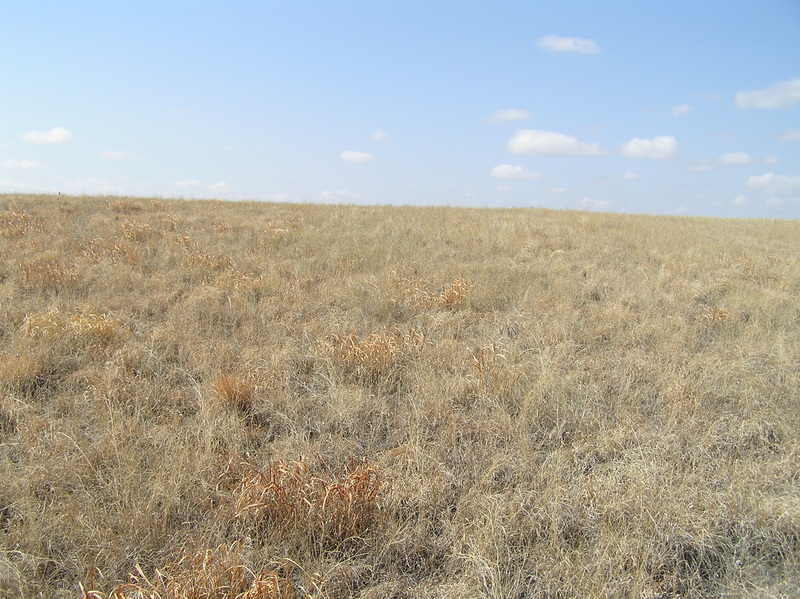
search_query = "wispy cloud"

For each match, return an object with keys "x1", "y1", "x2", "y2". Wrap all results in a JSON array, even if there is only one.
[
  {"x1": 686, "y1": 152, "x2": 767, "y2": 171},
  {"x1": 621, "y1": 172, "x2": 639, "y2": 180},
  {"x1": 537, "y1": 35, "x2": 601, "y2": 54},
  {"x1": 775, "y1": 128, "x2": 800, "y2": 142},
  {"x1": 21, "y1": 126, "x2": 73, "y2": 144},
  {"x1": 210, "y1": 181, "x2": 229, "y2": 192},
  {"x1": 735, "y1": 77, "x2": 800, "y2": 109},
  {"x1": 620, "y1": 136, "x2": 679, "y2": 160},
  {"x1": 718, "y1": 152, "x2": 755, "y2": 166},
  {"x1": 508, "y1": 129, "x2": 606, "y2": 156},
  {"x1": 340, "y1": 150, "x2": 375, "y2": 163},
  {"x1": 4, "y1": 159, "x2": 42, "y2": 170},
  {"x1": 670, "y1": 104, "x2": 692, "y2": 116},
  {"x1": 487, "y1": 109, "x2": 530, "y2": 124},
  {"x1": 0, "y1": 178, "x2": 28, "y2": 190},
  {"x1": 371, "y1": 130, "x2": 388, "y2": 142},
  {"x1": 319, "y1": 189, "x2": 363, "y2": 202},
  {"x1": 580, "y1": 197, "x2": 611, "y2": 210},
  {"x1": 490, "y1": 164, "x2": 542, "y2": 180},
  {"x1": 732, "y1": 195, "x2": 748, "y2": 206},
  {"x1": 746, "y1": 172, "x2": 800, "y2": 194},
  {"x1": 100, "y1": 150, "x2": 138, "y2": 160},
  {"x1": 64, "y1": 178, "x2": 120, "y2": 194},
  {"x1": 171, "y1": 179, "x2": 202, "y2": 188}
]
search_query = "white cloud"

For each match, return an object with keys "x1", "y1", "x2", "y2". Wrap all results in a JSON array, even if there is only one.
[
  {"x1": 687, "y1": 151, "x2": 765, "y2": 171},
  {"x1": 550, "y1": 187, "x2": 567, "y2": 194},
  {"x1": 732, "y1": 195, "x2": 748, "y2": 206},
  {"x1": 766, "y1": 197, "x2": 786, "y2": 207},
  {"x1": 219, "y1": 146, "x2": 234, "y2": 153},
  {"x1": 64, "y1": 178, "x2": 120, "y2": 194},
  {"x1": 210, "y1": 181, "x2": 229, "y2": 191},
  {"x1": 686, "y1": 160, "x2": 714, "y2": 172},
  {"x1": 508, "y1": 129, "x2": 607, "y2": 156},
  {"x1": 735, "y1": 78, "x2": 800, "y2": 109},
  {"x1": 171, "y1": 179, "x2": 201, "y2": 188},
  {"x1": 487, "y1": 108, "x2": 531, "y2": 124},
  {"x1": 620, "y1": 136, "x2": 679, "y2": 160},
  {"x1": 340, "y1": 150, "x2": 375, "y2": 163},
  {"x1": 719, "y1": 152, "x2": 755, "y2": 166},
  {"x1": 21, "y1": 126, "x2": 73, "y2": 144},
  {"x1": 621, "y1": 172, "x2": 639, "y2": 180},
  {"x1": 371, "y1": 130, "x2": 388, "y2": 141},
  {"x1": 580, "y1": 196, "x2": 611, "y2": 210},
  {"x1": 4, "y1": 159, "x2": 42, "y2": 170},
  {"x1": 0, "y1": 178, "x2": 28, "y2": 189},
  {"x1": 670, "y1": 104, "x2": 692, "y2": 116},
  {"x1": 537, "y1": 35, "x2": 601, "y2": 54},
  {"x1": 319, "y1": 189, "x2": 362, "y2": 202},
  {"x1": 100, "y1": 150, "x2": 134, "y2": 160},
  {"x1": 746, "y1": 172, "x2": 800, "y2": 194},
  {"x1": 776, "y1": 129, "x2": 800, "y2": 142},
  {"x1": 763, "y1": 155, "x2": 780, "y2": 165},
  {"x1": 490, "y1": 164, "x2": 542, "y2": 180}
]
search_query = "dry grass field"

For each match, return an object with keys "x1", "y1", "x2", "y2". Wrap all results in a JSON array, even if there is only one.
[{"x1": 0, "y1": 193, "x2": 798, "y2": 598}]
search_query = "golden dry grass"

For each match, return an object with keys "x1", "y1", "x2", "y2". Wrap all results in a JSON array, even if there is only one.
[{"x1": 0, "y1": 193, "x2": 798, "y2": 598}]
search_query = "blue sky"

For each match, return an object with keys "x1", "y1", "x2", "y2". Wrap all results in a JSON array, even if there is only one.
[{"x1": 2, "y1": 1, "x2": 800, "y2": 217}]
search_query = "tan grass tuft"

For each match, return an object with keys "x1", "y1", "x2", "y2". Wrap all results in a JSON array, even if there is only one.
[
  {"x1": 227, "y1": 455, "x2": 383, "y2": 549},
  {"x1": 20, "y1": 257, "x2": 77, "y2": 291},
  {"x1": 81, "y1": 543, "x2": 300, "y2": 599},
  {"x1": 0, "y1": 209, "x2": 33, "y2": 238},
  {"x1": 326, "y1": 327, "x2": 425, "y2": 388},
  {"x1": 212, "y1": 371, "x2": 256, "y2": 416},
  {"x1": 393, "y1": 274, "x2": 471, "y2": 310}
]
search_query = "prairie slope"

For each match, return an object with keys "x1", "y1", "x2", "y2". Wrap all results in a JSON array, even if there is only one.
[{"x1": 0, "y1": 194, "x2": 798, "y2": 598}]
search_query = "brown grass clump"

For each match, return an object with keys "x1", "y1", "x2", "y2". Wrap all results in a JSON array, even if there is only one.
[
  {"x1": 326, "y1": 327, "x2": 425, "y2": 389},
  {"x1": 212, "y1": 371, "x2": 256, "y2": 416},
  {"x1": 80, "y1": 544, "x2": 300, "y2": 599},
  {"x1": 227, "y1": 456, "x2": 383, "y2": 552},
  {"x1": 20, "y1": 256, "x2": 77, "y2": 291},
  {"x1": 0, "y1": 194, "x2": 798, "y2": 597},
  {"x1": 0, "y1": 208, "x2": 34, "y2": 237},
  {"x1": 393, "y1": 273, "x2": 471, "y2": 310}
]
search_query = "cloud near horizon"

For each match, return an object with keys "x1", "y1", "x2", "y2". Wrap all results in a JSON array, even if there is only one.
[
  {"x1": 21, "y1": 127, "x2": 73, "y2": 144},
  {"x1": 171, "y1": 179, "x2": 201, "y2": 188},
  {"x1": 4, "y1": 159, "x2": 42, "y2": 170},
  {"x1": 487, "y1": 108, "x2": 531, "y2": 124},
  {"x1": 620, "y1": 136, "x2": 679, "y2": 160},
  {"x1": 490, "y1": 164, "x2": 542, "y2": 180},
  {"x1": 508, "y1": 129, "x2": 607, "y2": 156},
  {"x1": 746, "y1": 172, "x2": 800, "y2": 194},
  {"x1": 340, "y1": 150, "x2": 375, "y2": 163},
  {"x1": 580, "y1": 197, "x2": 611, "y2": 210},
  {"x1": 735, "y1": 78, "x2": 800, "y2": 109},
  {"x1": 537, "y1": 35, "x2": 601, "y2": 54}
]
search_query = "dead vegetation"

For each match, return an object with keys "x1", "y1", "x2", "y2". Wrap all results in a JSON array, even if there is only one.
[{"x1": 0, "y1": 193, "x2": 798, "y2": 598}]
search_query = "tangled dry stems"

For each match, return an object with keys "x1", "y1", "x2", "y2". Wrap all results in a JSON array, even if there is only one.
[
  {"x1": 80, "y1": 544, "x2": 301, "y2": 599},
  {"x1": 227, "y1": 456, "x2": 383, "y2": 550}
]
